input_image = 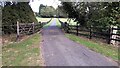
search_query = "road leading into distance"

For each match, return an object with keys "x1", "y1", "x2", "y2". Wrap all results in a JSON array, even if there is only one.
[{"x1": 41, "y1": 18, "x2": 118, "y2": 66}]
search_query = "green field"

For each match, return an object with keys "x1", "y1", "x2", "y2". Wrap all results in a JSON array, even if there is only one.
[
  {"x1": 58, "y1": 18, "x2": 67, "y2": 22},
  {"x1": 36, "y1": 17, "x2": 52, "y2": 22},
  {"x1": 2, "y1": 33, "x2": 43, "y2": 66},
  {"x1": 59, "y1": 18, "x2": 77, "y2": 25}
]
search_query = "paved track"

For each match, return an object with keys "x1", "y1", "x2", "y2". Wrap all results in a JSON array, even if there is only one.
[{"x1": 41, "y1": 19, "x2": 118, "y2": 66}]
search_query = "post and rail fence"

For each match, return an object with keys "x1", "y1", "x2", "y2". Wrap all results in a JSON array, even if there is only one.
[
  {"x1": 58, "y1": 19, "x2": 120, "y2": 45},
  {"x1": 2, "y1": 21, "x2": 49, "y2": 42},
  {"x1": 16, "y1": 21, "x2": 44, "y2": 41}
]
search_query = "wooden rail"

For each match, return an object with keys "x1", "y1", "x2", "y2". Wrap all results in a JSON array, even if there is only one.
[
  {"x1": 2, "y1": 22, "x2": 47, "y2": 41},
  {"x1": 58, "y1": 20, "x2": 120, "y2": 44},
  {"x1": 16, "y1": 21, "x2": 43, "y2": 41},
  {"x1": 2, "y1": 18, "x2": 52, "y2": 41}
]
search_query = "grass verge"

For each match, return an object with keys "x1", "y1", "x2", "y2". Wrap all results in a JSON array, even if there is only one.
[
  {"x1": 43, "y1": 19, "x2": 52, "y2": 28},
  {"x1": 65, "y1": 34, "x2": 118, "y2": 61},
  {"x1": 2, "y1": 33, "x2": 43, "y2": 66},
  {"x1": 56, "y1": 18, "x2": 61, "y2": 28}
]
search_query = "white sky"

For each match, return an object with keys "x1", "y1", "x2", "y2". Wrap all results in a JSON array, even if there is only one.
[{"x1": 29, "y1": 0, "x2": 61, "y2": 12}]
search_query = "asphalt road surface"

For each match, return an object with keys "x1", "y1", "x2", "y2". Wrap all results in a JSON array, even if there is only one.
[{"x1": 41, "y1": 19, "x2": 118, "y2": 66}]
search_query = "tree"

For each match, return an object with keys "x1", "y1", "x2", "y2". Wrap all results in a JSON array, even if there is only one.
[
  {"x1": 40, "y1": 6, "x2": 56, "y2": 17},
  {"x1": 61, "y1": 2, "x2": 120, "y2": 27},
  {"x1": 2, "y1": 2, "x2": 38, "y2": 34},
  {"x1": 39, "y1": 4, "x2": 45, "y2": 16},
  {"x1": 56, "y1": 6, "x2": 67, "y2": 18}
]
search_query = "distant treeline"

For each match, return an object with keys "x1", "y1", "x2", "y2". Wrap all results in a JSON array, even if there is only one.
[{"x1": 36, "y1": 4, "x2": 67, "y2": 18}]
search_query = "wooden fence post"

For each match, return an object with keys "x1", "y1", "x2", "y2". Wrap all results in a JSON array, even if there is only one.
[
  {"x1": 39, "y1": 21, "x2": 42, "y2": 28},
  {"x1": 76, "y1": 24, "x2": 79, "y2": 36},
  {"x1": 108, "y1": 26, "x2": 111, "y2": 44},
  {"x1": 32, "y1": 22, "x2": 35, "y2": 33},
  {"x1": 65, "y1": 22, "x2": 67, "y2": 32},
  {"x1": 67, "y1": 23, "x2": 69, "y2": 33},
  {"x1": 16, "y1": 21, "x2": 19, "y2": 41},
  {"x1": 89, "y1": 26, "x2": 92, "y2": 39},
  {"x1": 64, "y1": 22, "x2": 66, "y2": 30},
  {"x1": 61, "y1": 22, "x2": 63, "y2": 29}
]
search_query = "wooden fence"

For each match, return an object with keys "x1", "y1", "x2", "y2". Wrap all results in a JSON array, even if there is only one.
[
  {"x1": 17, "y1": 22, "x2": 42, "y2": 35},
  {"x1": 2, "y1": 18, "x2": 52, "y2": 41},
  {"x1": 16, "y1": 18, "x2": 52, "y2": 37},
  {"x1": 59, "y1": 19, "x2": 120, "y2": 44},
  {"x1": 2, "y1": 21, "x2": 47, "y2": 41}
]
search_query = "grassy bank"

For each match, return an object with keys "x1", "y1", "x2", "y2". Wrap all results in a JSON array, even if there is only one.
[
  {"x1": 2, "y1": 33, "x2": 44, "y2": 66},
  {"x1": 56, "y1": 18, "x2": 61, "y2": 28},
  {"x1": 65, "y1": 34, "x2": 118, "y2": 61},
  {"x1": 43, "y1": 18, "x2": 53, "y2": 28}
]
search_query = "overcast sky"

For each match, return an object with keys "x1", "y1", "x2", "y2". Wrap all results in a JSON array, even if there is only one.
[{"x1": 29, "y1": 0, "x2": 61, "y2": 12}]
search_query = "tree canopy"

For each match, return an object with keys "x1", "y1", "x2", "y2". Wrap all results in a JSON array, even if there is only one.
[
  {"x1": 56, "y1": 5, "x2": 68, "y2": 18},
  {"x1": 61, "y1": 2, "x2": 120, "y2": 27},
  {"x1": 39, "y1": 5, "x2": 56, "y2": 17}
]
